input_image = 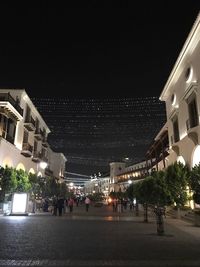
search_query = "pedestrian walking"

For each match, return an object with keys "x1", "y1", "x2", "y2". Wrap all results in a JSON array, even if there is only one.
[
  {"x1": 52, "y1": 196, "x2": 58, "y2": 216},
  {"x1": 65, "y1": 198, "x2": 68, "y2": 213},
  {"x1": 85, "y1": 196, "x2": 91, "y2": 212},
  {"x1": 68, "y1": 197, "x2": 74, "y2": 213},
  {"x1": 112, "y1": 198, "x2": 118, "y2": 212},
  {"x1": 57, "y1": 196, "x2": 64, "y2": 216}
]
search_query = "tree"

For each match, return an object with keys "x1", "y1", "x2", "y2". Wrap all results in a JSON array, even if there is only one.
[
  {"x1": 89, "y1": 192, "x2": 104, "y2": 202},
  {"x1": 165, "y1": 162, "x2": 189, "y2": 208},
  {"x1": 189, "y1": 163, "x2": 200, "y2": 205},
  {"x1": 135, "y1": 176, "x2": 155, "y2": 222},
  {"x1": 126, "y1": 183, "x2": 137, "y2": 201},
  {"x1": 28, "y1": 173, "x2": 41, "y2": 199},
  {"x1": 0, "y1": 166, "x2": 17, "y2": 201},
  {"x1": 57, "y1": 181, "x2": 67, "y2": 198},
  {"x1": 15, "y1": 169, "x2": 31, "y2": 192},
  {"x1": 151, "y1": 170, "x2": 172, "y2": 206}
]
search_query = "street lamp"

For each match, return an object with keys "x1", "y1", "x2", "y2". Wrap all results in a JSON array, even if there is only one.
[
  {"x1": 37, "y1": 161, "x2": 48, "y2": 177},
  {"x1": 69, "y1": 182, "x2": 74, "y2": 191},
  {"x1": 39, "y1": 161, "x2": 48, "y2": 170}
]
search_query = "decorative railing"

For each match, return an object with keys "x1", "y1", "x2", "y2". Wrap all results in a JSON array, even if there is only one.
[
  {"x1": 24, "y1": 116, "x2": 36, "y2": 127},
  {"x1": 22, "y1": 143, "x2": 33, "y2": 153},
  {"x1": 0, "y1": 93, "x2": 23, "y2": 116}
]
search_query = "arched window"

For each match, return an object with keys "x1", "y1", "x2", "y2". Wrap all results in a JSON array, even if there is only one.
[{"x1": 192, "y1": 145, "x2": 200, "y2": 167}]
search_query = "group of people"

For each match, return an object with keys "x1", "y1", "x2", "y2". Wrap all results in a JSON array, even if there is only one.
[
  {"x1": 112, "y1": 198, "x2": 136, "y2": 213},
  {"x1": 52, "y1": 196, "x2": 91, "y2": 216}
]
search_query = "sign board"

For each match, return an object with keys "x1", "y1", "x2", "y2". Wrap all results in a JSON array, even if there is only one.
[{"x1": 10, "y1": 193, "x2": 29, "y2": 216}]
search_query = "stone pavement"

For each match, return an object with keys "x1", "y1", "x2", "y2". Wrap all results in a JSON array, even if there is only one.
[
  {"x1": 1, "y1": 204, "x2": 200, "y2": 266},
  {"x1": 30, "y1": 203, "x2": 200, "y2": 236},
  {"x1": 30, "y1": 203, "x2": 143, "y2": 219}
]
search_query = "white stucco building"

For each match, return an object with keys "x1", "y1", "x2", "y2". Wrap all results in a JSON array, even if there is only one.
[
  {"x1": 109, "y1": 162, "x2": 126, "y2": 192},
  {"x1": 106, "y1": 12, "x2": 200, "y2": 194},
  {"x1": 160, "y1": 12, "x2": 200, "y2": 169},
  {"x1": 47, "y1": 147, "x2": 67, "y2": 183},
  {"x1": 84, "y1": 176, "x2": 110, "y2": 197},
  {"x1": 0, "y1": 89, "x2": 66, "y2": 178}
]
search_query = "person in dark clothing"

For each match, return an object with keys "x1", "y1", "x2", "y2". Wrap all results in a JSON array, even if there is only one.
[
  {"x1": 52, "y1": 196, "x2": 58, "y2": 216},
  {"x1": 43, "y1": 199, "x2": 49, "y2": 212},
  {"x1": 85, "y1": 197, "x2": 91, "y2": 212},
  {"x1": 57, "y1": 197, "x2": 64, "y2": 216},
  {"x1": 68, "y1": 197, "x2": 74, "y2": 213}
]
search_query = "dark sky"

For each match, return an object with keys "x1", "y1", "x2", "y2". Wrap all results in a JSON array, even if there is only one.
[
  {"x1": 0, "y1": 2, "x2": 199, "y2": 98},
  {"x1": 33, "y1": 96, "x2": 166, "y2": 177},
  {"x1": 0, "y1": 2, "x2": 199, "y2": 177}
]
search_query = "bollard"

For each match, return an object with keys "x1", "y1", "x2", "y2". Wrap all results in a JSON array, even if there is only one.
[{"x1": 154, "y1": 207, "x2": 165, "y2": 235}]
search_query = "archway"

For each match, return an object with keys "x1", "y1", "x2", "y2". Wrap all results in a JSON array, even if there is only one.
[
  {"x1": 192, "y1": 145, "x2": 200, "y2": 168},
  {"x1": 29, "y1": 168, "x2": 35, "y2": 174},
  {"x1": 16, "y1": 163, "x2": 26, "y2": 171},
  {"x1": 177, "y1": 156, "x2": 186, "y2": 166},
  {"x1": 2, "y1": 157, "x2": 13, "y2": 168},
  {"x1": 37, "y1": 171, "x2": 43, "y2": 177}
]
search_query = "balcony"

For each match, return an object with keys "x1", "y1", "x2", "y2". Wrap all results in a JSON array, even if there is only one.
[
  {"x1": 186, "y1": 119, "x2": 200, "y2": 146},
  {"x1": 34, "y1": 129, "x2": 42, "y2": 141},
  {"x1": 42, "y1": 137, "x2": 48, "y2": 148},
  {"x1": 170, "y1": 133, "x2": 180, "y2": 145},
  {"x1": 21, "y1": 143, "x2": 33, "y2": 157},
  {"x1": 24, "y1": 116, "x2": 36, "y2": 131},
  {"x1": 0, "y1": 93, "x2": 23, "y2": 121},
  {"x1": 32, "y1": 150, "x2": 48, "y2": 163},
  {"x1": 5, "y1": 134, "x2": 15, "y2": 145},
  {"x1": 45, "y1": 167, "x2": 53, "y2": 176},
  {"x1": 1, "y1": 130, "x2": 15, "y2": 145},
  {"x1": 39, "y1": 150, "x2": 48, "y2": 163},
  {"x1": 32, "y1": 151, "x2": 40, "y2": 162},
  {"x1": 186, "y1": 118, "x2": 199, "y2": 131}
]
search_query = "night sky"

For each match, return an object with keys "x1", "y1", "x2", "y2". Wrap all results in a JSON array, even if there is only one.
[
  {"x1": 0, "y1": 2, "x2": 199, "y2": 176},
  {"x1": 33, "y1": 96, "x2": 166, "y2": 177},
  {"x1": 0, "y1": 2, "x2": 199, "y2": 98}
]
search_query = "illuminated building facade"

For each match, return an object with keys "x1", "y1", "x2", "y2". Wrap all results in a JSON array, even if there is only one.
[
  {"x1": 47, "y1": 147, "x2": 66, "y2": 183},
  {"x1": 160, "y1": 12, "x2": 200, "y2": 170},
  {"x1": 109, "y1": 12, "x2": 200, "y2": 196},
  {"x1": 0, "y1": 89, "x2": 66, "y2": 178},
  {"x1": 84, "y1": 176, "x2": 110, "y2": 196}
]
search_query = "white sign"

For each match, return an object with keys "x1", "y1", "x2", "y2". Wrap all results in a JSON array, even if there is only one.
[{"x1": 11, "y1": 193, "x2": 28, "y2": 214}]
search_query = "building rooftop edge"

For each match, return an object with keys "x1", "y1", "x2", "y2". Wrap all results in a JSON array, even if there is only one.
[{"x1": 159, "y1": 12, "x2": 200, "y2": 101}]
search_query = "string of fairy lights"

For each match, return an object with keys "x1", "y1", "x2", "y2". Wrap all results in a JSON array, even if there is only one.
[{"x1": 32, "y1": 97, "x2": 166, "y2": 170}]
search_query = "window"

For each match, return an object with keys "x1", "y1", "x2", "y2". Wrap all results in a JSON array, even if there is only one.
[
  {"x1": 185, "y1": 66, "x2": 193, "y2": 83},
  {"x1": 171, "y1": 93, "x2": 176, "y2": 106},
  {"x1": 188, "y1": 95, "x2": 198, "y2": 129},
  {"x1": 34, "y1": 140, "x2": 38, "y2": 152},
  {"x1": 23, "y1": 130, "x2": 29, "y2": 143},
  {"x1": 7, "y1": 118, "x2": 16, "y2": 143},
  {"x1": 172, "y1": 115, "x2": 179, "y2": 143},
  {"x1": 25, "y1": 105, "x2": 31, "y2": 122}
]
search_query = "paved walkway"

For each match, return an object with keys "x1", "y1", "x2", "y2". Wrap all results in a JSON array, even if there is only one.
[
  {"x1": 30, "y1": 204, "x2": 200, "y2": 237},
  {"x1": 30, "y1": 203, "x2": 145, "y2": 220},
  {"x1": 1, "y1": 204, "x2": 200, "y2": 266}
]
